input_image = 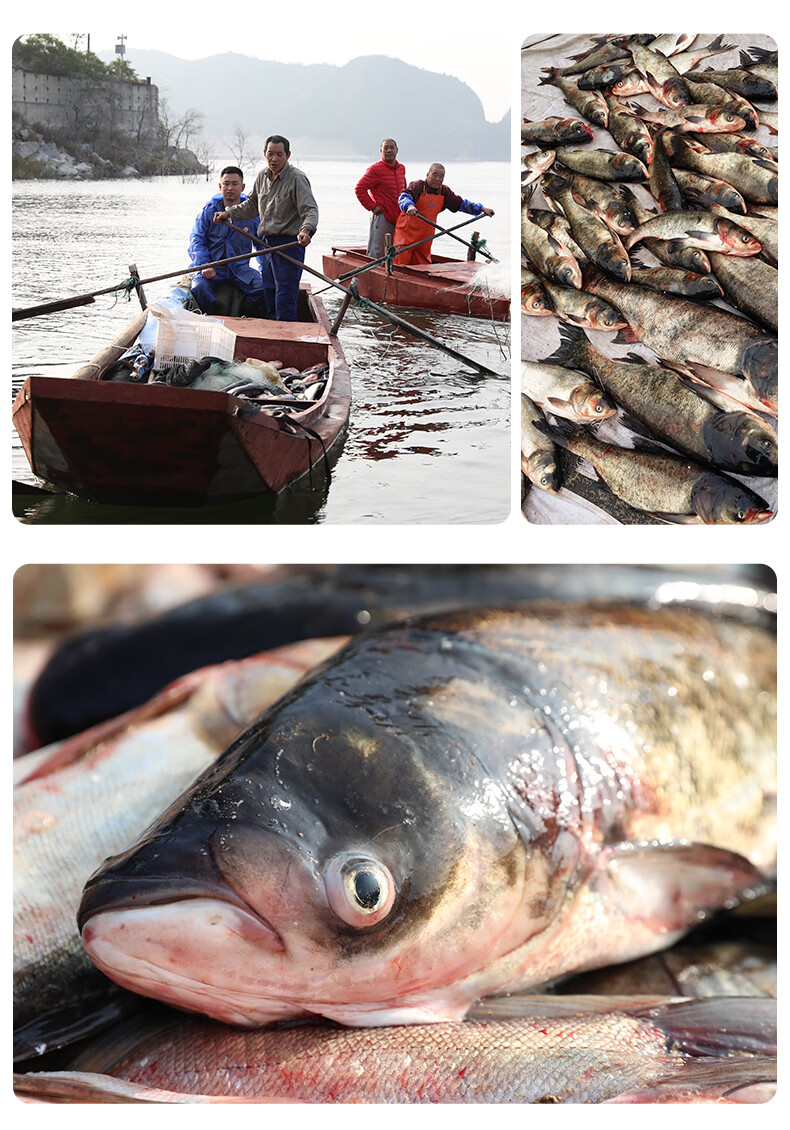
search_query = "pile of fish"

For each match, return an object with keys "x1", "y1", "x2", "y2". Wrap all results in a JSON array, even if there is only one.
[
  {"x1": 520, "y1": 33, "x2": 778, "y2": 524},
  {"x1": 13, "y1": 566, "x2": 777, "y2": 1102}
]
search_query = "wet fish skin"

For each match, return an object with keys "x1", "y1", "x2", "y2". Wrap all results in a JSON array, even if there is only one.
[
  {"x1": 627, "y1": 258, "x2": 723, "y2": 299},
  {"x1": 78, "y1": 602, "x2": 776, "y2": 1028},
  {"x1": 545, "y1": 324, "x2": 777, "y2": 477},
  {"x1": 682, "y1": 79, "x2": 760, "y2": 130},
  {"x1": 520, "y1": 266, "x2": 553, "y2": 316},
  {"x1": 709, "y1": 204, "x2": 777, "y2": 263},
  {"x1": 568, "y1": 175, "x2": 637, "y2": 236},
  {"x1": 691, "y1": 131, "x2": 776, "y2": 165},
  {"x1": 26, "y1": 998, "x2": 772, "y2": 1104},
  {"x1": 670, "y1": 36, "x2": 736, "y2": 73},
  {"x1": 629, "y1": 102, "x2": 747, "y2": 133},
  {"x1": 669, "y1": 143, "x2": 779, "y2": 204},
  {"x1": 708, "y1": 251, "x2": 778, "y2": 333},
  {"x1": 577, "y1": 61, "x2": 634, "y2": 90},
  {"x1": 521, "y1": 210, "x2": 584, "y2": 288},
  {"x1": 541, "y1": 280, "x2": 628, "y2": 331},
  {"x1": 619, "y1": 190, "x2": 712, "y2": 273},
  {"x1": 691, "y1": 67, "x2": 777, "y2": 103},
  {"x1": 647, "y1": 128, "x2": 683, "y2": 211},
  {"x1": 628, "y1": 43, "x2": 693, "y2": 108}
]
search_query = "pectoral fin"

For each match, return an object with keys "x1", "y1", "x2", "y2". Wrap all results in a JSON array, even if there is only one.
[{"x1": 591, "y1": 840, "x2": 767, "y2": 932}]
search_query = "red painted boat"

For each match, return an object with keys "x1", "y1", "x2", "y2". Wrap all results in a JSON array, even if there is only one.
[
  {"x1": 322, "y1": 246, "x2": 510, "y2": 321},
  {"x1": 12, "y1": 286, "x2": 350, "y2": 505}
]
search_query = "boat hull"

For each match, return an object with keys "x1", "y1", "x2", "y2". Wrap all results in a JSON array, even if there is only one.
[
  {"x1": 12, "y1": 289, "x2": 350, "y2": 506},
  {"x1": 322, "y1": 246, "x2": 509, "y2": 320}
]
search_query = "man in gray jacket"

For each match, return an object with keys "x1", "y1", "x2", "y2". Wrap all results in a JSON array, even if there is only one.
[{"x1": 214, "y1": 135, "x2": 318, "y2": 321}]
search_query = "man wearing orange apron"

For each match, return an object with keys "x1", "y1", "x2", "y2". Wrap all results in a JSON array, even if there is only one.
[{"x1": 393, "y1": 163, "x2": 494, "y2": 266}]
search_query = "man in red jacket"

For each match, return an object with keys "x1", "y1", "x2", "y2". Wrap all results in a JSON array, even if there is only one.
[{"x1": 354, "y1": 138, "x2": 406, "y2": 258}]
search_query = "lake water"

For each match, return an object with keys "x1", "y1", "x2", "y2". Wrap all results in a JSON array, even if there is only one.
[{"x1": 12, "y1": 161, "x2": 511, "y2": 525}]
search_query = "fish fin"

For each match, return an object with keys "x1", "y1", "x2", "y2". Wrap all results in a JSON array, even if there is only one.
[
  {"x1": 606, "y1": 1059, "x2": 777, "y2": 1105},
  {"x1": 546, "y1": 232, "x2": 564, "y2": 254},
  {"x1": 543, "y1": 322, "x2": 588, "y2": 367},
  {"x1": 625, "y1": 998, "x2": 777, "y2": 1059},
  {"x1": 547, "y1": 396, "x2": 572, "y2": 411},
  {"x1": 532, "y1": 415, "x2": 580, "y2": 448},
  {"x1": 684, "y1": 114, "x2": 705, "y2": 124},
  {"x1": 623, "y1": 351, "x2": 648, "y2": 365},
  {"x1": 537, "y1": 67, "x2": 559, "y2": 86},
  {"x1": 617, "y1": 409, "x2": 655, "y2": 441},
  {"x1": 686, "y1": 229, "x2": 715, "y2": 243},
  {"x1": 612, "y1": 326, "x2": 641, "y2": 345},
  {"x1": 755, "y1": 158, "x2": 778, "y2": 171},
  {"x1": 591, "y1": 840, "x2": 768, "y2": 932}
]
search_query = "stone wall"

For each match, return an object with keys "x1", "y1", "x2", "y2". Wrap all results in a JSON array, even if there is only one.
[{"x1": 12, "y1": 65, "x2": 159, "y2": 142}]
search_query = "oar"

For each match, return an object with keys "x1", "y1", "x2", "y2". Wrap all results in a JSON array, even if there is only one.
[
  {"x1": 334, "y1": 212, "x2": 490, "y2": 283},
  {"x1": 11, "y1": 243, "x2": 299, "y2": 323},
  {"x1": 222, "y1": 220, "x2": 505, "y2": 378},
  {"x1": 414, "y1": 211, "x2": 498, "y2": 262}
]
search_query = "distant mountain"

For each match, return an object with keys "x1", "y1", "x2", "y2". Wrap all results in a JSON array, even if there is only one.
[{"x1": 98, "y1": 50, "x2": 509, "y2": 161}]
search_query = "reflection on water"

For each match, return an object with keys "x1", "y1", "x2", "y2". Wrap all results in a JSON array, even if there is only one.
[{"x1": 12, "y1": 164, "x2": 510, "y2": 525}]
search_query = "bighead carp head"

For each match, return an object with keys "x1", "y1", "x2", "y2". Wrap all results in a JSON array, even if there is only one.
[{"x1": 78, "y1": 629, "x2": 578, "y2": 1028}]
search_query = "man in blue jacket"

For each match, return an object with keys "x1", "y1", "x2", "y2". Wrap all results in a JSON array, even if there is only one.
[{"x1": 188, "y1": 167, "x2": 267, "y2": 317}]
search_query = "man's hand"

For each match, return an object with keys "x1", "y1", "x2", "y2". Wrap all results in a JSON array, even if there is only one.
[
  {"x1": 213, "y1": 210, "x2": 230, "y2": 223},
  {"x1": 297, "y1": 228, "x2": 312, "y2": 246},
  {"x1": 480, "y1": 206, "x2": 495, "y2": 217},
  {"x1": 406, "y1": 205, "x2": 418, "y2": 216},
  {"x1": 372, "y1": 205, "x2": 384, "y2": 215},
  {"x1": 201, "y1": 267, "x2": 217, "y2": 279}
]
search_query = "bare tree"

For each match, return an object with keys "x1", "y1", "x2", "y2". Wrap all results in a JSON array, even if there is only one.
[{"x1": 223, "y1": 126, "x2": 249, "y2": 169}]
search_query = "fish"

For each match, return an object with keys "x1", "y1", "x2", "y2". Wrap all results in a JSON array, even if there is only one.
[
  {"x1": 526, "y1": 207, "x2": 586, "y2": 259},
  {"x1": 567, "y1": 175, "x2": 637, "y2": 236},
  {"x1": 540, "y1": 279, "x2": 628, "y2": 331},
  {"x1": 541, "y1": 173, "x2": 632, "y2": 281},
  {"x1": 548, "y1": 40, "x2": 634, "y2": 78},
  {"x1": 521, "y1": 360, "x2": 617, "y2": 421},
  {"x1": 545, "y1": 324, "x2": 777, "y2": 477},
  {"x1": 582, "y1": 268, "x2": 778, "y2": 415},
  {"x1": 626, "y1": 255, "x2": 724, "y2": 299},
  {"x1": 15, "y1": 997, "x2": 777, "y2": 1104},
  {"x1": 610, "y1": 71, "x2": 651, "y2": 97},
  {"x1": 14, "y1": 638, "x2": 347, "y2": 1061},
  {"x1": 709, "y1": 204, "x2": 777, "y2": 263},
  {"x1": 78, "y1": 601, "x2": 775, "y2": 1027},
  {"x1": 520, "y1": 266, "x2": 553, "y2": 316},
  {"x1": 670, "y1": 36, "x2": 736, "y2": 73},
  {"x1": 521, "y1": 148, "x2": 556, "y2": 187},
  {"x1": 521, "y1": 117, "x2": 593, "y2": 147},
  {"x1": 521, "y1": 211, "x2": 584, "y2": 288},
  {"x1": 708, "y1": 251, "x2": 778, "y2": 332},
  {"x1": 672, "y1": 168, "x2": 747, "y2": 214},
  {"x1": 691, "y1": 131, "x2": 776, "y2": 164},
  {"x1": 667, "y1": 140, "x2": 779, "y2": 204},
  {"x1": 537, "y1": 69, "x2": 609, "y2": 128},
  {"x1": 649, "y1": 33, "x2": 697, "y2": 58},
  {"x1": 682, "y1": 79, "x2": 760, "y2": 130},
  {"x1": 538, "y1": 418, "x2": 773, "y2": 524},
  {"x1": 602, "y1": 95, "x2": 654, "y2": 166},
  {"x1": 691, "y1": 67, "x2": 777, "y2": 103},
  {"x1": 577, "y1": 60, "x2": 635, "y2": 90},
  {"x1": 647, "y1": 128, "x2": 683, "y2": 211},
  {"x1": 624, "y1": 211, "x2": 761, "y2": 255},
  {"x1": 554, "y1": 147, "x2": 648, "y2": 181},
  {"x1": 737, "y1": 47, "x2": 778, "y2": 89},
  {"x1": 521, "y1": 394, "x2": 562, "y2": 493},
  {"x1": 627, "y1": 43, "x2": 693, "y2": 107},
  {"x1": 619, "y1": 188, "x2": 712, "y2": 274},
  {"x1": 629, "y1": 102, "x2": 747, "y2": 133}
]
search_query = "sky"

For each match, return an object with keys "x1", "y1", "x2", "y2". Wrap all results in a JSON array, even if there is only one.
[{"x1": 19, "y1": 5, "x2": 515, "y2": 123}]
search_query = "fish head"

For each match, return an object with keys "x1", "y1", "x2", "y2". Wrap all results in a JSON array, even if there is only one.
[
  {"x1": 662, "y1": 79, "x2": 691, "y2": 109},
  {"x1": 691, "y1": 474, "x2": 773, "y2": 525},
  {"x1": 714, "y1": 219, "x2": 761, "y2": 255},
  {"x1": 625, "y1": 132, "x2": 653, "y2": 167},
  {"x1": 708, "y1": 108, "x2": 747, "y2": 132},
  {"x1": 741, "y1": 339, "x2": 778, "y2": 414},
  {"x1": 548, "y1": 255, "x2": 583, "y2": 289},
  {"x1": 78, "y1": 636, "x2": 563, "y2": 1028},
  {"x1": 524, "y1": 449, "x2": 562, "y2": 493},
  {"x1": 586, "y1": 299, "x2": 627, "y2": 331},
  {"x1": 596, "y1": 244, "x2": 632, "y2": 283},
  {"x1": 611, "y1": 73, "x2": 646, "y2": 97},
  {"x1": 569, "y1": 384, "x2": 617, "y2": 420},
  {"x1": 520, "y1": 285, "x2": 553, "y2": 316},
  {"x1": 704, "y1": 413, "x2": 778, "y2": 477}
]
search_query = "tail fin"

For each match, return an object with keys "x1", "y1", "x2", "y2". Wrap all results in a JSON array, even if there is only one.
[
  {"x1": 532, "y1": 414, "x2": 580, "y2": 448},
  {"x1": 544, "y1": 322, "x2": 588, "y2": 368},
  {"x1": 744, "y1": 45, "x2": 777, "y2": 64},
  {"x1": 628, "y1": 998, "x2": 776, "y2": 1059},
  {"x1": 538, "y1": 66, "x2": 559, "y2": 86}
]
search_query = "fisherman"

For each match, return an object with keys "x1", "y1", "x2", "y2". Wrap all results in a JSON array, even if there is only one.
[
  {"x1": 213, "y1": 136, "x2": 318, "y2": 322},
  {"x1": 393, "y1": 163, "x2": 494, "y2": 266},
  {"x1": 188, "y1": 166, "x2": 267, "y2": 317},
  {"x1": 354, "y1": 138, "x2": 406, "y2": 258}
]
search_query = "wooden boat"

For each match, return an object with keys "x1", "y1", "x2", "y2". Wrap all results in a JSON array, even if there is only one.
[
  {"x1": 322, "y1": 246, "x2": 510, "y2": 321},
  {"x1": 12, "y1": 285, "x2": 351, "y2": 506}
]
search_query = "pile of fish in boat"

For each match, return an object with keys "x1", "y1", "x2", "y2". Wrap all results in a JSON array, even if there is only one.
[
  {"x1": 520, "y1": 33, "x2": 778, "y2": 524},
  {"x1": 13, "y1": 565, "x2": 777, "y2": 1102},
  {"x1": 109, "y1": 349, "x2": 329, "y2": 405}
]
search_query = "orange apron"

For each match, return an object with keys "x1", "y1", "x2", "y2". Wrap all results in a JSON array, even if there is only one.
[{"x1": 393, "y1": 190, "x2": 444, "y2": 265}]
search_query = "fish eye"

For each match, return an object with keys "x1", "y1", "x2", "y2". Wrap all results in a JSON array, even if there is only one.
[{"x1": 325, "y1": 853, "x2": 395, "y2": 928}]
